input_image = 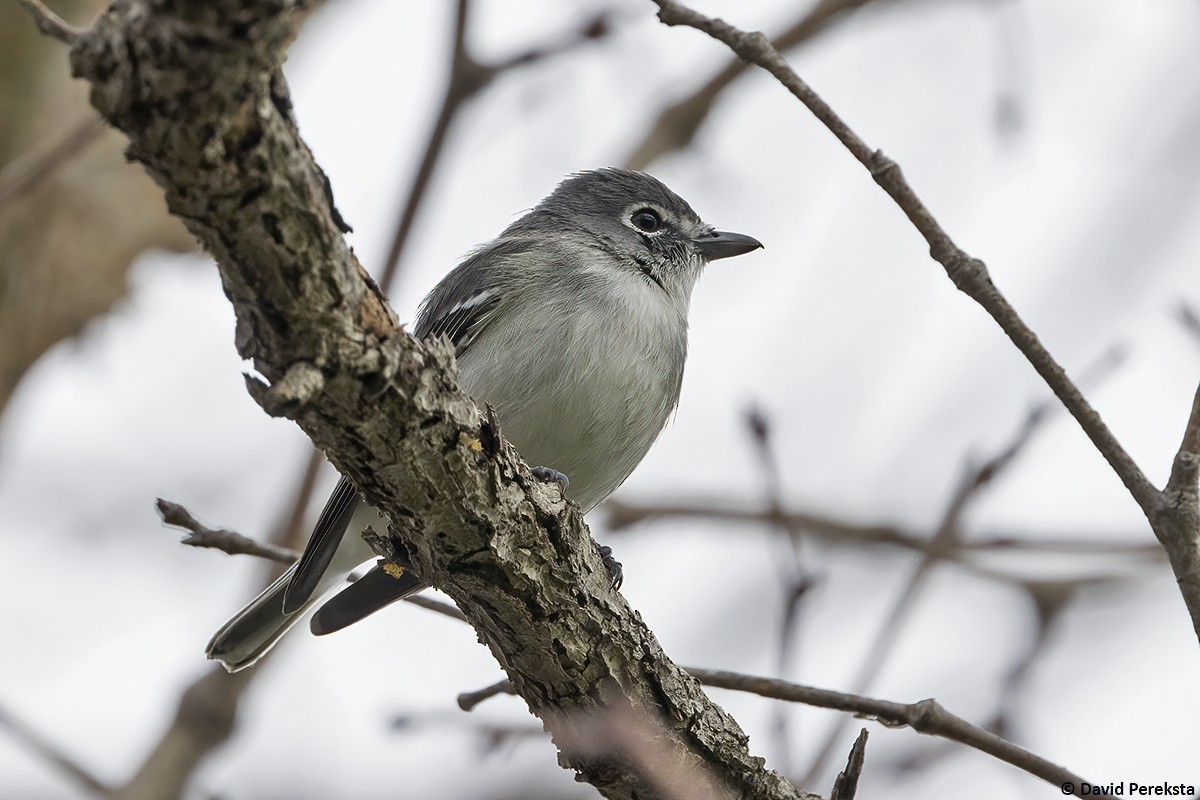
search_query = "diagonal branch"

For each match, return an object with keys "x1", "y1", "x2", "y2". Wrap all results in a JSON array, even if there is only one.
[
  {"x1": 456, "y1": 667, "x2": 1092, "y2": 798},
  {"x1": 688, "y1": 669, "x2": 1091, "y2": 798},
  {"x1": 650, "y1": 0, "x2": 1200, "y2": 645},
  {"x1": 378, "y1": 0, "x2": 616, "y2": 292},
  {"x1": 15, "y1": 0, "x2": 83, "y2": 44},
  {"x1": 624, "y1": 0, "x2": 877, "y2": 171},
  {"x1": 0, "y1": 703, "x2": 113, "y2": 799},
  {"x1": 31, "y1": 3, "x2": 806, "y2": 798}
]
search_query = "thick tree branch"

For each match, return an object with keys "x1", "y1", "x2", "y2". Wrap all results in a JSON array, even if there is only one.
[
  {"x1": 42, "y1": 3, "x2": 803, "y2": 797},
  {"x1": 651, "y1": 0, "x2": 1200, "y2": 645}
]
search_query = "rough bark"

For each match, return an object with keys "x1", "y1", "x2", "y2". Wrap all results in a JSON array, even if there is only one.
[{"x1": 61, "y1": 2, "x2": 810, "y2": 797}]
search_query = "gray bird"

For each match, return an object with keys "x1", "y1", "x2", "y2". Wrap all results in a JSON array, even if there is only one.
[{"x1": 207, "y1": 168, "x2": 762, "y2": 671}]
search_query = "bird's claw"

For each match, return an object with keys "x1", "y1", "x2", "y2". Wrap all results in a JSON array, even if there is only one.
[
  {"x1": 598, "y1": 544, "x2": 623, "y2": 590},
  {"x1": 531, "y1": 466, "x2": 570, "y2": 492}
]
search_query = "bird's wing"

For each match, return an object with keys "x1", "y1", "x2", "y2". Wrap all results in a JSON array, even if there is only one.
[
  {"x1": 293, "y1": 239, "x2": 547, "y2": 626},
  {"x1": 413, "y1": 236, "x2": 548, "y2": 354},
  {"x1": 282, "y1": 474, "x2": 361, "y2": 614},
  {"x1": 417, "y1": 287, "x2": 503, "y2": 354}
]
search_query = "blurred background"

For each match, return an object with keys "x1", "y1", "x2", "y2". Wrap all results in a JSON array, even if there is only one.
[{"x1": 2, "y1": 0, "x2": 1199, "y2": 797}]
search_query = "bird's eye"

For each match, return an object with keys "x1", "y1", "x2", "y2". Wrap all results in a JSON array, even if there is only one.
[{"x1": 631, "y1": 208, "x2": 662, "y2": 232}]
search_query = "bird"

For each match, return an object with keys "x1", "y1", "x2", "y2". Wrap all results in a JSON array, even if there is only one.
[{"x1": 206, "y1": 168, "x2": 762, "y2": 671}]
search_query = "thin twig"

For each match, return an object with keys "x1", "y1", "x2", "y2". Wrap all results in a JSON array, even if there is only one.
[
  {"x1": 745, "y1": 406, "x2": 819, "y2": 775},
  {"x1": 689, "y1": 668, "x2": 1090, "y2": 798},
  {"x1": 402, "y1": 593, "x2": 468, "y2": 622},
  {"x1": 378, "y1": 1, "x2": 615, "y2": 293},
  {"x1": 798, "y1": 389, "x2": 1059, "y2": 784},
  {"x1": 156, "y1": 498, "x2": 299, "y2": 564},
  {"x1": 624, "y1": 0, "x2": 877, "y2": 170},
  {"x1": 0, "y1": 117, "x2": 106, "y2": 210},
  {"x1": 829, "y1": 729, "x2": 868, "y2": 800},
  {"x1": 650, "y1": 0, "x2": 1158, "y2": 532},
  {"x1": 457, "y1": 678, "x2": 514, "y2": 710},
  {"x1": 0, "y1": 703, "x2": 113, "y2": 799},
  {"x1": 1165, "y1": 381, "x2": 1200, "y2": 497},
  {"x1": 159, "y1": 496, "x2": 467, "y2": 622},
  {"x1": 458, "y1": 667, "x2": 1090, "y2": 797},
  {"x1": 377, "y1": 0, "x2": 480, "y2": 293},
  {"x1": 607, "y1": 498, "x2": 1163, "y2": 560},
  {"x1": 15, "y1": 0, "x2": 84, "y2": 43},
  {"x1": 1177, "y1": 303, "x2": 1200, "y2": 348},
  {"x1": 121, "y1": 454, "x2": 327, "y2": 800}
]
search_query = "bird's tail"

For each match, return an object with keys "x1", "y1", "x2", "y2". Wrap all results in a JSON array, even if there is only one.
[{"x1": 205, "y1": 563, "x2": 309, "y2": 673}]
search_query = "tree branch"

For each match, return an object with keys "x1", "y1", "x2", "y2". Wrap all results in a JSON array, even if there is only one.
[
  {"x1": 37, "y1": 3, "x2": 804, "y2": 797},
  {"x1": 623, "y1": 0, "x2": 877, "y2": 171},
  {"x1": 0, "y1": 115, "x2": 105, "y2": 209},
  {"x1": 0, "y1": 703, "x2": 113, "y2": 799},
  {"x1": 688, "y1": 669, "x2": 1091, "y2": 798},
  {"x1": 457, "y1": 667, "x2": 1092, "y2": 798},
  {"x1": 156, "y1": 497, "x2": 298, "y2": 564},
  {"x1": 15, "y1": 0, "x2": 83, "y2": 44},
  {"x1": 650, "y1": 0, "x2": 1200, "y2": 645},
  {"x1": 828, "y1": 729, "x2": 867, "y2": 800},
  {"x1": 378, "y1": 1, "x2": 615, "y2": 292},
  {"x1": 157, "y1": 496, "x2": 479, "y2": 625}
]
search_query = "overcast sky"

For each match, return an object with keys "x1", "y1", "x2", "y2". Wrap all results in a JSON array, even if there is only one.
[{"x1": 3, "y1": 1, "x2": 1199, "y2": 798}]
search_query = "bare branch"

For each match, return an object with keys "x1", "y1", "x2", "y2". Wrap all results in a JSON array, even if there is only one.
[
  {"x1": 798, "y1": 368, "x2": 1071, "y2": 783},
  {"x1": 829, "y1": 730, "x2": 868, "y2": 800},
  {"x1": 460, "y1": 666, "x2": 1090, "y2": 797},
  {"x1": 161, "y1": 496, "x2": 470, "y2": 625},
  {"x1": 0, "y1": 702, "x2": 113, "y2": 799},
  {"x1": 458, "y1": 678, "x2": 517, "y2": 711},
  {"x1": 1177, "y1": 303, "x2": 1200, "y2": 347},
  {"x1": 156, "y1": 497, "x2": 298, "y2": 564},
  {"x1": 650, "y1": 0, "x2": 1200, "y2": 644},
  {"x1": 1165, "y1": 381, "x2": 1200, "y2": 497},
  {"x1": 651, "y1": 0, "x2": 1156, "y2": 515},
  {"x1": 15, "y1": 0, "x2": 83, "y2": 43},
  {"x1": 745, "y1": 406, "x2": 820, "y2": 775},
  {"x1": 607, "y1": 498, "x2": 1163, "y2": 562},
  {"x1": 0, "y1": 116, "x2": 106, "y2": 210},
  {"x1": 60, "y1": 0, "x2": 800, "y2": 788},
  {"x1": 689, "y1": 669, "x2": 1090, "y2": 797},
  {"x1": 402, "y1": 592, "x2": 468, "y2": 622},
  {"x1": 378, "y1": 2, "x2": 617, "y2": 293},
  {"x1": 624, "y1": 0, "x2": 877, "y2": 170}
]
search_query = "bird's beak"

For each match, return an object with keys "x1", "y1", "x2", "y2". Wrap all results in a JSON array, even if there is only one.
[{"x1": 692, "y1": 229, "x2": 764, "y2": 261}]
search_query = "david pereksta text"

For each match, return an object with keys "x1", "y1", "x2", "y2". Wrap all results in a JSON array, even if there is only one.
[{"x1": 1066, "y1": 782, "x2": 1196, "y2": 796}]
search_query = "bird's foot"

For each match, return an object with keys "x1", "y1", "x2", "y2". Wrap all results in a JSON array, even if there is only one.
[
  {"x1": 531, "y1": 466, "x2": 570, "y2": 492},
  {"x1": 598, "y1": 544, "x2": 624, "y2": 590}
]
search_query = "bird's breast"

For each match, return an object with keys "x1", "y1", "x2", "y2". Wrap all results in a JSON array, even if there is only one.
[{"x1": 456, "y1": 278, "x2": 688, "y2": 512}]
